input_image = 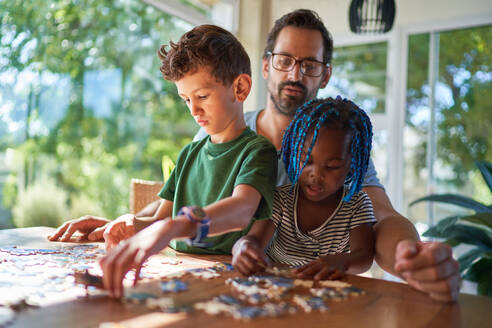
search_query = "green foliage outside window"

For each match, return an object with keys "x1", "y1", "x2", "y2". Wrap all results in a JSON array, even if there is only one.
[
  {"x1": 406, "y1": 26, "x2": 492, "y2": 188},
  {"x1": 0, "y1": 0, "x2": 196, "y2": 226},
  {"x1": 411, "y1": 161, "x2": 492, "y2": 296}
]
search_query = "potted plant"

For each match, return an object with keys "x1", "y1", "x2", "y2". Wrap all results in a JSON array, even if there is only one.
[{"x1": 410, "y1": 161, "x2": 492, "y2": 296}]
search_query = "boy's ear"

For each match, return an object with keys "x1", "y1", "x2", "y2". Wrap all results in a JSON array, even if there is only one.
[{"x1": 233, "y1": 73, "x2": 252, "y2": 102}]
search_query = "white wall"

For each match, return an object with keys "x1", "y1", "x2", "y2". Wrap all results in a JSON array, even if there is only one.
[
  {"x1": 238, "y1": 0, "x2": 492, "y2": 110},
  {"x1": 269, "y1": 0, "x2": 492, "y2": 41}
]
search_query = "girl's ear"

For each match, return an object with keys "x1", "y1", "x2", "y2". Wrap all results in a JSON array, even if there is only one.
[{"x1": 233, "y1": 73, "x2": 252, "y2": 102}]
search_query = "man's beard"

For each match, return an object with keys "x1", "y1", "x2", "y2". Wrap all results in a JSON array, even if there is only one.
[{"x1": 270, "y1": 80, "x2": 314, "y2": 116}]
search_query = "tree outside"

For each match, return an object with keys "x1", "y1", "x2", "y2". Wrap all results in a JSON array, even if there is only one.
[
  {"x1": 0, "y1": 0, "x2": 197, "y2": 227},
  {"x1": 404, "y1": 24, "x2": 492, "y2": 225}
]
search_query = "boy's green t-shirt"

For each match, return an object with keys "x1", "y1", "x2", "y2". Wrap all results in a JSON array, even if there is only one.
[{"x1": 158, "y1": 127, "x2": 277, "y2": 255}]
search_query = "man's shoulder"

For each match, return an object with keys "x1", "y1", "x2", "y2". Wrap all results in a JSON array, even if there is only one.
[
  {"x1": 243, "y1": 109, "x2": 262, "y2": 131},
  {"x1": 244, "y1": 109, "x2": 261, "y2": 120}
]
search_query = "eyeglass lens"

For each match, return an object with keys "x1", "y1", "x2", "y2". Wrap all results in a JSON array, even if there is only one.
[{"x1": 272, "y1": 54, "x2": 324, "y2": 77}]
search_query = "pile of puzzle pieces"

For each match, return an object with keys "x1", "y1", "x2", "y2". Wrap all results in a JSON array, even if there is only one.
[
  {"x1": 0, "y1": 244, "x2": 367, "y2": 322},
  {"x1": 121, "y1": 264, "x2": 366, "y2": 321}
]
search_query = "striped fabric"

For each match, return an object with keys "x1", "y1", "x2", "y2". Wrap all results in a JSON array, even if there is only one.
[{"x1": 266, "y1": 184, "x2": 376, "y2": 267}]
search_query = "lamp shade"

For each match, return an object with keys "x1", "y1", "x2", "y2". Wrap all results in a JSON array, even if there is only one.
[{"x1": 349, "y1": 0, "x2": 396, "y2": 34}]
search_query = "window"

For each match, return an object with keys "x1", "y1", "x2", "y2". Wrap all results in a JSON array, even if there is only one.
[
  {"x1": 322, "y1": 42, "x2": 388, "y2": 114},
  {"x1": 403, "y1": 25, "x2": 492, "y2": 230},
  {"x1": 319, "y1": 42, "x2": 389, "y2": 186},
  {"x1": 0, "y1": 0, "x2": 196, "y2": 228}
]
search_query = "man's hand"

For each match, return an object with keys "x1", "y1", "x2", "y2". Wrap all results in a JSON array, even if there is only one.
[
  {"x1": 232, "y1": 237, "x2": 269, "y2": 276},
  {"x1": 48, "y1": 216, "x2": 110, "y2": 242},
  {"x1": 394, "y1": 240, "x2": 461, "y2": 302},
  {"x1": 103, "y1": 214, "x2": 136, "y2": 250},
  {"x1": 293, "y1": 256, "x2": 346, "y2": 281}
]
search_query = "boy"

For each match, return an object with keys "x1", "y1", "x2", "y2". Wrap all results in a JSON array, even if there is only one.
[{"x1": 98, "y1": 24, "x2": 277, "y2": 297}]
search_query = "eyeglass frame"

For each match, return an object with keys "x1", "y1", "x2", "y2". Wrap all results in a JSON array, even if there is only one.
[{"x1": 266, "y1": 51, "x2": 330, "y2": 77}]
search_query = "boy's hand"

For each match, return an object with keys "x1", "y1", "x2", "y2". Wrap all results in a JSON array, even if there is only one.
[
  {"x1": 232, "y1": 237, "x2": 269, "y2": 276},
  {"x1": 48, "y1": 216, "x2": 110, "y2": 242},
  {"x1": 294, "y1": 256, "x2": 346, "y2": 280},
  {"x1": 394, "y1": 240, "x2": 461, "y2": 302},
  {"x1": 99, "y1": 220, "x2": 170, "y2": 298},
  {"x1": 103, "y1": 214, "x2": 136, "y2": 250}
]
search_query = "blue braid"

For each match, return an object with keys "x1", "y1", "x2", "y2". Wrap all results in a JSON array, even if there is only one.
[{"x1": 281, "y1": 97, "x2": 373, "y2": 202}]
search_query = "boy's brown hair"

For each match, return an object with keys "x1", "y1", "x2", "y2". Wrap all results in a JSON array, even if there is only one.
[{"x1": 158, "y1": 24, "x2": 251, "y2": 86}]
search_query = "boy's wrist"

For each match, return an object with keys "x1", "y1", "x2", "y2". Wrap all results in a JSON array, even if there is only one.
[{"x1": 178, "y1": 206, "x2": 211, "y2": 247}]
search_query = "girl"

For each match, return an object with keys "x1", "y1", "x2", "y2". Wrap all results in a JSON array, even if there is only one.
[{"x1": 232, "y1": 96, "x2": 375, "y2": 280}]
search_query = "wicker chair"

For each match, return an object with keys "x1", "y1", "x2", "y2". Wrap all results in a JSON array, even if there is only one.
[{"x1": 129, "y1": 179, "x2": 164, "y2": 214}]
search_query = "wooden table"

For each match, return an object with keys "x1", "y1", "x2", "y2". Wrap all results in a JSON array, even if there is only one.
[{"x1": 1, "y1": 227, "x2": 491, "y2": 328}]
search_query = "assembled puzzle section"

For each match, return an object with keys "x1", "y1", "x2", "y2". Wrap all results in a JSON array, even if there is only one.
[
  {"x1": 1, "y1": 243, "x2": 368, "y2": 323},
  {"x1": 0, "y1": 245, "x2": 106, "y2": 308}
]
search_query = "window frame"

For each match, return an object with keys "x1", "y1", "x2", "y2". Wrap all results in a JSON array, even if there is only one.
[{"x1": 335, "y1": 14, "x2": 492, "y2": 214}]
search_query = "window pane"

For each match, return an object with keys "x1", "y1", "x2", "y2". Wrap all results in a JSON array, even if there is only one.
[
  {"x1": 0, "y1": 1, "x2": 195, "y2": 228},
  {"x1": 319, "y1": 42, "x2": 388, "y2": 114},
  {"x1": 404, "y1": 25, "x2": 492, "y2": 229}
]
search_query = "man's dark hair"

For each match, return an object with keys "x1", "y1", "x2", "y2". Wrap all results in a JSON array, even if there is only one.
[
  {"x1": 158, "y1": 24, "x2": 251, "y2": 85},
  {"x1": 263, "y1": 9, "x2": 333, "y2": 64}
]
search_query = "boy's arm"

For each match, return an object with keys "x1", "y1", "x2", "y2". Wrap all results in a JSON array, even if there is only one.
[
  {"x1": 133, "y1": 200, "x2": 173, "y2": 232},
  {"x1": 48, "y1": 199, "x2": 167, "y2": 244},
  {"x1": 135, "y1": 200, "x2": 162, "y2": 217},
  {"x1": 232, "y1": 219, "x2": 276, "y2": 276},
  {"x1": 155, "y1": 184, "x2": 262, "y2": 239},
  {"x1": 100, "y1": 200, "x2": 173, "y2": 250},
  {"x1": 131, "y1": 182, "x2": 261, "y2": 237},
  {"x1": 99, "y1": 184, "x2": 263, "y2": 297},
  {"x1": 294, "y1": 223, "x2": 374, "y2": 280}
]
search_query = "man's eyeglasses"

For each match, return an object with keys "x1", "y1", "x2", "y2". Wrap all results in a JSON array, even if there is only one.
[{"x1": 267, "y1": 52, "x2": 328, "y2": 77}]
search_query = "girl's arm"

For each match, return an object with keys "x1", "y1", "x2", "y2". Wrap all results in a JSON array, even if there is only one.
[
  {"x1": 294, "y1": 223, "x2": 375, "y2": 280},
  {"x1": 232, "y1": 218, "x2": 276, "y2": 275}
]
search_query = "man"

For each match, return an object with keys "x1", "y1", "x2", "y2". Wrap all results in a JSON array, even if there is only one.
[
  {"x1": 49, "y1": 9, "x2": 460, "y2": 302},
  {"x1": 231, "y1": 9, "x2": 460, "y2": 302}
]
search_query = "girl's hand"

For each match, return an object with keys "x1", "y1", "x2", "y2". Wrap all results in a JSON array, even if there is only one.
[
  {"x1": 99, "y1": 220, "x2": 170, "y2": 298},
  {"x1": 294, "y1": 256, "x2": 347, "y2": 280},
  {"x1": 232, "y1": 237, "x2": 269, "y2": 276}
]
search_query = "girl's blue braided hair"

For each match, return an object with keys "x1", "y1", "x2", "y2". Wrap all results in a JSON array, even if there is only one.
[{"x1": 281, "y1": 96, "x2": 373, "y2": 202}]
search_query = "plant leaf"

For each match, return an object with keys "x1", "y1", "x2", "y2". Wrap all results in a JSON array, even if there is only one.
[
  {"x1": 457, "y1": 248, "x2": 485, "y2": 273},
  {"x1": 439, "y1": 224, "x2": 492, "y2": 251},
  {"x1": 463, "y1": 258, "x2": 492, "y2": 285},
  {"x1": 444, "y1": 238, "x2": 461, "y2": 247},
  {"x1": 477, "y1": 276, "x2": 492, "y2": 296},
  {"x1": 460, "y1": 213, "x2": 492, "y2": 231},
  {"x1": 475, "y1": 161, "x2": 492, "y2": 194},
  {"x1": 465, "y1": 258, "x2": 492, "y2": 296},
  {"x1": 423, "y1": 216, "x2": 460, "y2": 238},
  {"x1": 410, "y1": 194, "x2": 490, "y2": 213}
]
